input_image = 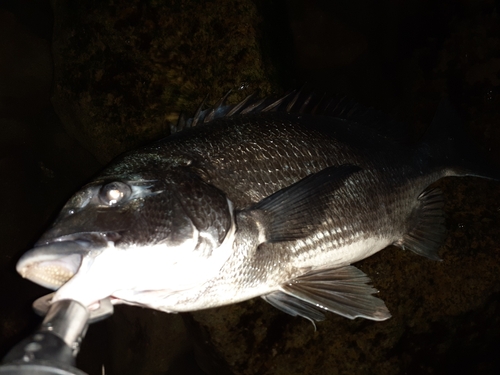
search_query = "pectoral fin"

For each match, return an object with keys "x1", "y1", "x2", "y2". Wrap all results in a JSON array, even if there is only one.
[
  {"x1": 262, "y1": 265, "x2": 391, "y2": 322},
  {"x1": 247, "y1": 165, "x2": 361, "y2": 243}
]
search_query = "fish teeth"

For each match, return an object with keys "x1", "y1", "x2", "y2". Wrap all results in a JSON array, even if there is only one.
[{"x1": 23, "y1": 263, "x2": 74, "y2": 288}]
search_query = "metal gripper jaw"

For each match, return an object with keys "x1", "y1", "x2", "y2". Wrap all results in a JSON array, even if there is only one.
[{"x1": 0, "y1": 294, "x2": 113, "y2": 375}]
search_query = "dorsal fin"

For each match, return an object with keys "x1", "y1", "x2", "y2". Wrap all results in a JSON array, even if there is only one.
[{"x1": 170, "y1": 90, "x2": 408, "y2": 141}]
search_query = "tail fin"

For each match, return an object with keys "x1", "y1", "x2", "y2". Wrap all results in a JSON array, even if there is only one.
[{"x1": 416, "y1": 99, "x2": 500, "y2": 180}]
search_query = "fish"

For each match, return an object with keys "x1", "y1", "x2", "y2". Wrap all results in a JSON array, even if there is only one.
[{"x1": 16, "y1": 91, "x2": 499, "y2": 323}]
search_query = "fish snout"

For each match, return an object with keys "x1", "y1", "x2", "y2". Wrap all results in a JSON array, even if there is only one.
[{"x1": 35, "y1": 231, "x2": 121, "y2": 248}]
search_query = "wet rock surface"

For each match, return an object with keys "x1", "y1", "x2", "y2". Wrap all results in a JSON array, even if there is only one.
[
  {"x1": 187, "y1": 1, "x2": 500, "y2": 374},
  {"x1": 1, "y1": 1, "x2": 279, "y2": 374},
  {"x1": 51, "y1": 0, "x2": 279, "y2": 163},
  {"x1": 1, "y1": 0, "x2": 499, "y2": 374},
  {"x1": 188, "y1": 178, "x2": 500, "y2": 375}
]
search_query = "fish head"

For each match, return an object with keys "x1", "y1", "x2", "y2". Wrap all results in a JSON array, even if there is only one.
[{"x1": 17, "y1": 170, "x2": 235, "y2": 309}]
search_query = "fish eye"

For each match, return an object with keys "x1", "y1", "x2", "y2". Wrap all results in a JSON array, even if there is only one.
[{"x1": 99, "y1": 181, "x2": 131, "y2": 206}]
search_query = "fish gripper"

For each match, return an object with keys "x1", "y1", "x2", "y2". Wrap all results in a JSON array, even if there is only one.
[{"x1": 0, "y1": 295, "x2": 113, "y2": 375}]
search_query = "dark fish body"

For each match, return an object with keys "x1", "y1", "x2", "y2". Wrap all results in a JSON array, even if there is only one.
[{"x1": 16, "y1": 93, "x2": 497, "y2": 322}]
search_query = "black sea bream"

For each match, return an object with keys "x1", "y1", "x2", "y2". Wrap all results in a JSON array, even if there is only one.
[{"x1": 16, "y1": 92, "x2": 498, "y2": 323}]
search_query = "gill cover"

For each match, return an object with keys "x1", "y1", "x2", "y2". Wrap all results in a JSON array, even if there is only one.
[{"x1": 162, "y1": 169, "x2": 233, "y2": 255}]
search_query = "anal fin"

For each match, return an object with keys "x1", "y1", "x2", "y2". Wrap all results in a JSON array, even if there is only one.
[
  {"x1": 262, "y1": 291, "x2": 326, "y2": 325},
  {"x1": 262, "y1": 266, "x2": 391, "y2": 322},
  {"x1": 395, "y1": 187, "x2": 446, "y2": 261}
]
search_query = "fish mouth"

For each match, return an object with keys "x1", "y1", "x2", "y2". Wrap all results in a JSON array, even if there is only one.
[
  {"x1": 35, "y1": 231, "x2": 121, "y2": 248},
  {"x1": 17, "y1": 232, "x2": 119, "y2": 290},
  {"x1": 16, "y1": 241, "x2": 87, "y2": 290}
]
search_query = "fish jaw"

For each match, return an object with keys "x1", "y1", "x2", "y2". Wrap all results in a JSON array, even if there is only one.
[
  {"x1": 16, "y1": 242, "x2": 89, "y2": 290},
  {"x1": 49, "y1": 219, "x2": 237, "y2": 310},
  {"x1": 50, "y1": 243, "x2": 125, "y2": 306},
  {"x1": 17, "y1": 200, "x2": 237, "y2": 311}
]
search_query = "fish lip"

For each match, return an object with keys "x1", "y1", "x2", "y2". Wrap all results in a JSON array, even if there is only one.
[
  {"x1": 16, "y1": 241, "x2": 91, "y2": 290},
  {"x1": 35, "y1": 231, "x2": 121, "y2": 248},
  {"x1": 19, "y1": 232, "x2": 120, "y2": 290}
]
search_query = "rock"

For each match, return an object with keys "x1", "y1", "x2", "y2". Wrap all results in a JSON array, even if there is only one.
[
  {"x1": 51, "y1": 0, "x2": 278, "y2": 163},
  {"x1": 3, "y1": 1, "x2": 500, "y2": 374},
  {"x1": 188, "y1": 176, "x2": 500, "y2": 374},
  {"x1": 185, "y1": 1, "x2": 500, "y2": 374}
]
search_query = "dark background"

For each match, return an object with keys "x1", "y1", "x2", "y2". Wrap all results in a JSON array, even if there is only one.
[{"x1": 1, "y1": 0, "x2": 499, "y2": 374}]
